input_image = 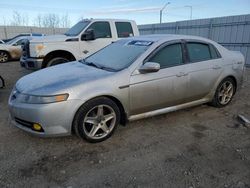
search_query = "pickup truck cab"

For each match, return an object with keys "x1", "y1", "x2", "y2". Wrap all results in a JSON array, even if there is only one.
[{"x1": 20, "y1": 19, "x2": 139, "y2": 70}]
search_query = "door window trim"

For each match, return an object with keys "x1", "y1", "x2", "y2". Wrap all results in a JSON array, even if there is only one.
[
  {"x1": 183, "y1": 39, "x2": 222, "y2": 64},
  {"x1": 115, "y1": 22, "x2": 134, "y2": 38},
  {"x1": 86, "y1": 21, "x2": 112, "y2": 39},
  {"x1": 143, "y1": 40, "x2": 187, "y2": 69}
]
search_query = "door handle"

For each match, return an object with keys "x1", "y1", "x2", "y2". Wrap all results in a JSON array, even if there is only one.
[
  {"x1": 176, "y1": 72, "x2": 183, "y2": 77},
  {"x1": 212, "y1": 65, "x2": 222, "y2": 70},
  {"x1": 176, "y1": 72, "x2": 188, "y2": 77}
]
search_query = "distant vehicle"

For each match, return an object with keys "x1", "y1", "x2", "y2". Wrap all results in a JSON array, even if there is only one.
[
  {"x1": 9, "y1": 34, "x2": 245, "y2": 142},
  {"x1": 3, "y1": 33, "x2": 45, "y2": 43},
  {"x1": 0, "y1": 36, "x2": 41, "y2": 63},
  {"x1": 20, "y1": 18, "x2": 139, "y2": 70},
  {"x1": 0, "y1": 40, "x2": 5, "y2": 44}
]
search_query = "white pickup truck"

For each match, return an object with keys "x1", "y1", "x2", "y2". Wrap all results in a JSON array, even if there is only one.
[{"x1": 20, "y1": 19, "x2": 139, "y2": 70}]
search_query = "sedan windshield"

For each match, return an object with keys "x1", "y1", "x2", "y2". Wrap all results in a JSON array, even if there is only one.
[
  {"x1": 5, "y1": 38, "x2": 19, "y2": 45},
  {"x1": 84, "y1": 40, "x2": 153, "y2": 71},
  {"x1": 65, "y1": 21, "x2": 90, "y2": 36}
]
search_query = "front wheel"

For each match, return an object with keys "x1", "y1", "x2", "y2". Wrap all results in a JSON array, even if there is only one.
[
  {"x1": 211, "y1": 77, "x2": 236, "y2": 107},
  {"x1": 73, "y1": 97, "x2": 121, "y2": 143},
  {"x1": 46, "y1": 57, "x2": 69, "y2": 67}
]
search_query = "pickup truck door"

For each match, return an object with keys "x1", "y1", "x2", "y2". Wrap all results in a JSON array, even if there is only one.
[{"x1": 79, "y1": 21, "x2": 114, "y2": 59}]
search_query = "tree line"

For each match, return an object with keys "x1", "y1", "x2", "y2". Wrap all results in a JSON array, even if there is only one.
[{"x1": 5, "y1": 11, "x2": 71, "y2": 28}]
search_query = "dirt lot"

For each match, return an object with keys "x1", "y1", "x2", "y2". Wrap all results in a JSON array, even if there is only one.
[{"x1": 0, "y1": 61, "x2": 249, "y2": 188}]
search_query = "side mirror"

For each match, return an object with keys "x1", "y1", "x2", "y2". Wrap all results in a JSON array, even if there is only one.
[
  {"x1": 81, "y1": 29, "x2": 95, "y2": 41},
  {"x1": 139, "y1": 62, "x2": 160, "y2": 74},
  {"x1": 12, "y1": 43, "x2": 18, "y2": 46}
]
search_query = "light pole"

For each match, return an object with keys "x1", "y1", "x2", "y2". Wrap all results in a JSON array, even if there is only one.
[
  {"x1": 185, "y1": 5, "x2": 193, "y2": 20},
  {"x1": 160, "y1": 2, "x2": 170, "y2": 24}
]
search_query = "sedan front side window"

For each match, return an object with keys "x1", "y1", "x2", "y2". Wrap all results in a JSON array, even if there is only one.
[{"x1": 149, "y1": 43, "x2": 184, "y2": 68}]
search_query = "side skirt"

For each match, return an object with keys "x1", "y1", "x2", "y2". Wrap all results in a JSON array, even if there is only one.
[{"x1": 128, "y1": 98, "x2": 210, "y2": 121}]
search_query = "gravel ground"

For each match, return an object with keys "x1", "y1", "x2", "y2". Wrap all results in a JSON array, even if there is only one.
[{"x1": 0, "y1": 61, "x2": 250, "y2": 188}]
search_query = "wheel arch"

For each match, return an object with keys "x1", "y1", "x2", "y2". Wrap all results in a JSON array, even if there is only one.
[
  {"x1": 213, "y1": 74, "x2": 238, "y2": 95},
  {"x1": 42, "y1": 50, "x2": 76, "y2": 68},
  {"x1": 103, "y1": 95, "x2": 127, "y2": 125},
  {"x1": 225, "y1": 75, "x2": 237, "y2": 92},
  {"x1": 71, "y1": 95, "x2": 127, "y2": 134}
]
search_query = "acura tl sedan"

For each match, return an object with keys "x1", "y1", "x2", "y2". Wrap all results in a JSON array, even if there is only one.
[{"x1": 9, "y1": 35, "x2": 245, "y2": 142}]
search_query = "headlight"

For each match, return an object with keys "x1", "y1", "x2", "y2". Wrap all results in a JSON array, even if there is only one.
[
  {"x1": 15, "y1": 93, "x2": 69, "y2": 104},
  {"x1": 35, "y1": 43, "x2": 45, "y2": 53}
]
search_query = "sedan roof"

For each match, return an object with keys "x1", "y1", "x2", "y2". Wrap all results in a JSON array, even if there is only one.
[{"x1": 125, "y1": 34, "x2": 214, "y2": 44}]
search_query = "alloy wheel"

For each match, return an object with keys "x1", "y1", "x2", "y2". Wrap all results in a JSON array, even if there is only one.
[
  {"x1": 83, "y1": 104, "x2": 116, "y2": 140},
  {"x1": 217, "y1": 81, "x2": 234, "y2": 105},
  {"x1": 0, "y1": 52, "x2": 8, "y2": 63}
]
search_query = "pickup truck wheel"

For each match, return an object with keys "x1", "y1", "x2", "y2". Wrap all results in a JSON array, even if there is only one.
[
  {"x1": 46, "y1": 57, "x2": 69, "y2": 67},
  {"x1": 0, "y1": 51, "x2": 9, "y2": 63}
]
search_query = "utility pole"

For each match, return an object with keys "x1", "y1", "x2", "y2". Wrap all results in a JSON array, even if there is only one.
[
  {"x1": 185, "y1": 5, "x2": 193, "y2": 20},
  {"x1": 160, "y1": 2, "x2": 170, "y2": 24}
]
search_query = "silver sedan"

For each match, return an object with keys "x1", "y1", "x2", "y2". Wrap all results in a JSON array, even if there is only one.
[{"x1": 9, "y1": 35, "x2": 245, "y2": 142}]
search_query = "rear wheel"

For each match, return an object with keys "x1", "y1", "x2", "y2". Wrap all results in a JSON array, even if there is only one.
[
  {"x1": 46, "y1": 57, "x2": 69, "y2": 67},
  {"x1": 0, "y1": 51, "x2": 9, "y2": 63},
  {"x1": 211, "y1": 77, "x2": 236, "y2": 107},
  {"x1": 73, "y1": 97, "x2": 120, "y2": 143}
]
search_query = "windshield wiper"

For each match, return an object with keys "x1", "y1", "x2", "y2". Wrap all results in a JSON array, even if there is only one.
[
  {"x1": 79, "y1": 59, "x2": 101, "y2": 69},
  {"x1": 99, "y1": 66, "x2": 116, "y2": 72},
  {"x1": 86, "y1": 62, "x2": 101, "y2": 69},
  {"x1": 79, "y1": 59, "x2": 116, "y2": 72}
]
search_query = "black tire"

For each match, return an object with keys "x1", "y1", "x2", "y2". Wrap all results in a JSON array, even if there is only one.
[
  {"x1": 211, "y1": 77, "x2": 236, "y2": 108},
  {"x1": 0, "y1": 76, "x2": 5, "y2": 88},
  {"x1": 73, "y1": 97, "x2": 120, "y2": 143},
  {"x1": 46, "y1": 57, "x2": 69, "y2": 67},
  {"x1": 0, "y1": 51, "x2": 9, "y2": 63}
]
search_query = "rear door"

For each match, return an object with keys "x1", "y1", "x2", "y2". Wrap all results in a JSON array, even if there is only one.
[{"x1": 184, "y1": 41, "x2": 223, "y2": 101}]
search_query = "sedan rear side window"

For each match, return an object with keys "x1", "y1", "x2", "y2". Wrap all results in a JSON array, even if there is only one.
[
  {"x1": 187, "y1": 43, "x2": 211, "y2": 62},
  {"x1": 115, "y1": 22, "x2": 134, "y2": 38},
  {"x1": 16, "y1": 39, "x2": 26, "y2": 46},
  {"x1": 209, "y1": 44, "x2": 221, "y2": 59},
  {"x1": 149, "y1": 43, "x2": 183, "y2": 68}
]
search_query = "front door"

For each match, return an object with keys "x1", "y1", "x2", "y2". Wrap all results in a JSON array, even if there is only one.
[
  {"x1": 129, "y1": 43, "x2": 189, "y2": 115},
  {"x1": 79, "y1": 21, "x2": 114, "y2": 58}
]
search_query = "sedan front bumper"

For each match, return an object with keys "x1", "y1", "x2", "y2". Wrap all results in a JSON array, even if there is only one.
[{"x1": 8, "y1": 98, "x2": 83, "y2": 137}]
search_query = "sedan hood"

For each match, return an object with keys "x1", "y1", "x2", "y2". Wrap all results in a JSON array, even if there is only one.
[
  {"x1": 16, "y1": 61, "x2": 112, "y2": 95},
  {"x1": 30, "y1": 34, "x2": 74, "y2": 43}
]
